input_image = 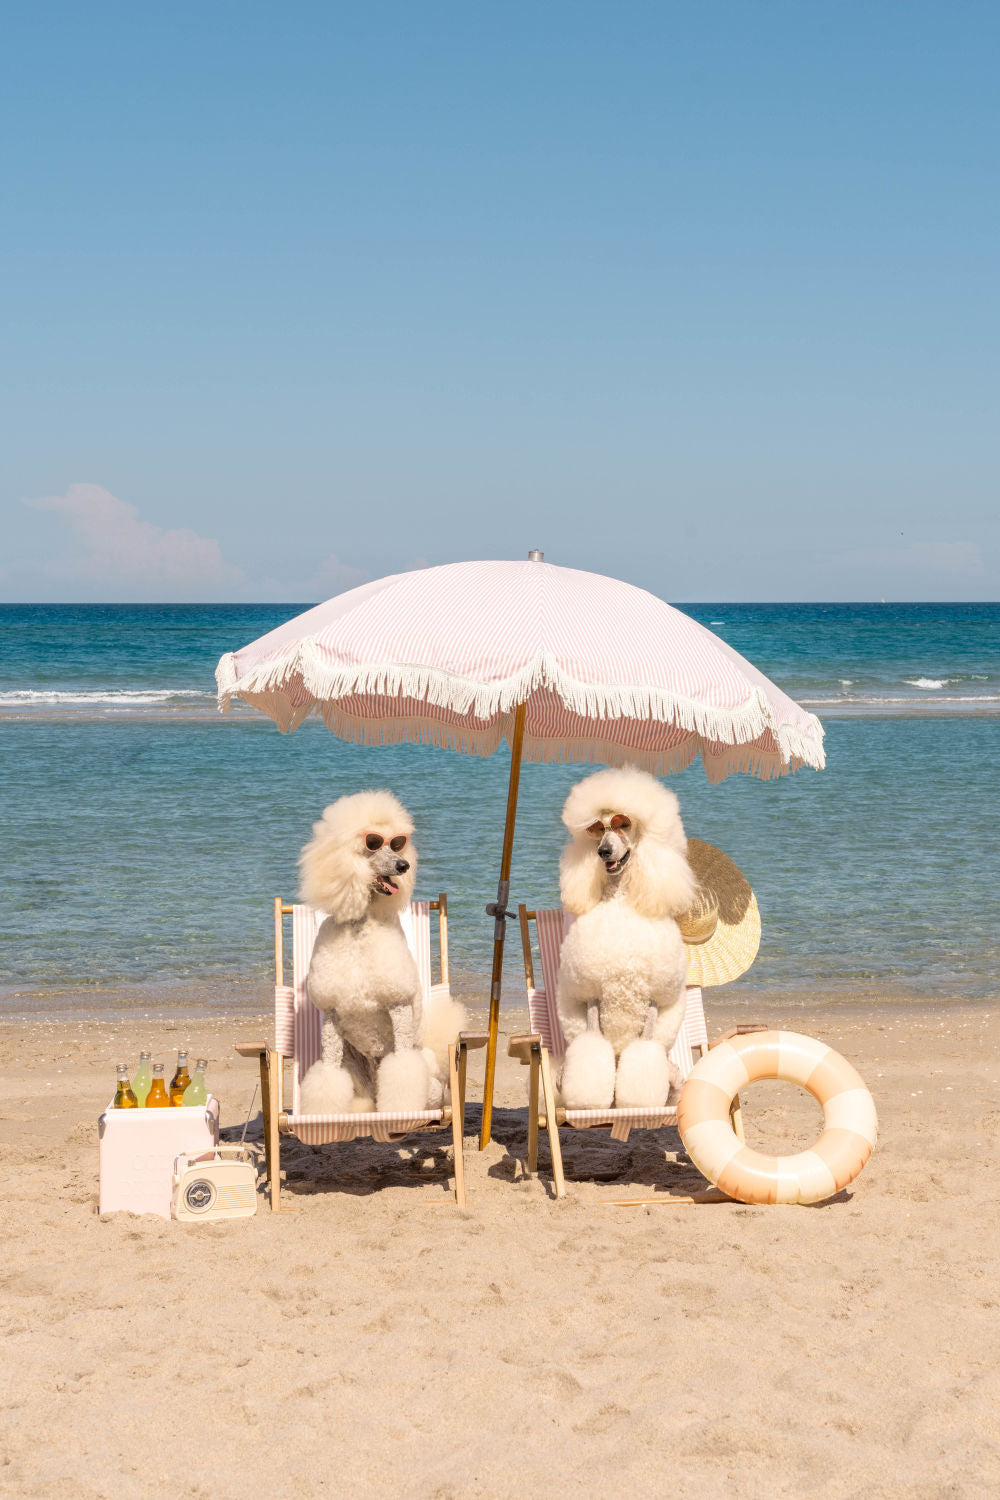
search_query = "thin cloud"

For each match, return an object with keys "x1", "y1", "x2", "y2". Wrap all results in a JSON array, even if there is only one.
[
  {"x1": 253, "y1": 553, "x2": 371, "y2": 602},
  {"x1": 903, "y1": 540, "x2": 983, "y2": 576},
  {"x1": 312, "y1": 552, "x2": 370, "y2": 595},
  {"x1": 27, "y1": 484, "x2": 246, "y2": 599},
  {"x1": 838, "y1": 537, "x2": 984, "y2": 579}
]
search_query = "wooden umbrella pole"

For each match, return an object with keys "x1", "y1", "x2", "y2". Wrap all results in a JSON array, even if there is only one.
[{"x1": 479, "y1": 700, "x2": 527, "y2": 1149}]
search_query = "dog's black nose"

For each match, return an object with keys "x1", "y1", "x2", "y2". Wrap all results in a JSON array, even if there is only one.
[
  {"x1": 395, "y1": 859, "x2": 410, "y2": 874},
  {"x1": 598, "y1": 842, "x2": 613, "y2": 861}
]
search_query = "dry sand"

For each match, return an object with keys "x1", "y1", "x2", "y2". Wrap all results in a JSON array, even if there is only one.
[{"x1": 1, "y1": 994, "x2": 998, "y2": 1499}]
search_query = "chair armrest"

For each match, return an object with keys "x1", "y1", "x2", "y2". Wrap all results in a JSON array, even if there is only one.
[
  {"x1": 507, "y1": 1033, "x2": 543, "y2": 1064},
  {"x1": 708, "y1": 1024, "x2": 768, "y2": 1049},
  {"x1": 457, "y1": 1032, "x2": 489, "y2": 1051},
  {"x1": 235, "y1": 1042, "x2": 270, "y2": 1057}
]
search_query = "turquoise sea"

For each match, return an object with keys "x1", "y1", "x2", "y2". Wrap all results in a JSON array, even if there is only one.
[{"x1": 1, "y1": 602, "x2": 997, "y2": 1009}]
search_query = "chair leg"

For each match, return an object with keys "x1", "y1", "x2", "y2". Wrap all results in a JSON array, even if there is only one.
[
  {"x1": 538, "y1": 1046, "x2": 566, "y2": 1200},
  {"x1": 527, "y1": 1045, "x2": 540, "y2": 1174},
  {"x1": 458, "y1": 1040, "x2": 468, "y2": 1111},
  {"x1": 449, "y1": 1041, "x2": 467, "y2": 1210},
  {"x1": 267, "y1": 1050, "x2": 282, "y2": 1212},
  {"x1": 258, "y1": 1049, "x2": 272, "y2": 1183}
]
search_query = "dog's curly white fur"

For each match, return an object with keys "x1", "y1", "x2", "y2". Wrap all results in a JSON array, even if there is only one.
[
  {"x1": 555, "y1": 767, "x2": 697, "y2": 1109},
  {"x1": 296, "y1": 789, "x2": 463, "y2": 1115}
]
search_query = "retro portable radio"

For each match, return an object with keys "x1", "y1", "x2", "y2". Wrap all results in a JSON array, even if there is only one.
[{"x1": 171, "y1": 1145, "x2": 259, "y2": 1222}]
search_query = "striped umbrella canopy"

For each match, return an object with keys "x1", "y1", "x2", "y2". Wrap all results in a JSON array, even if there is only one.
[
  {"x1": 217, "y1": 557, "x2": 824, "y2": 779},
  {"x1": 216, "y1": 555, "x2": 825, "y2": 1143}
]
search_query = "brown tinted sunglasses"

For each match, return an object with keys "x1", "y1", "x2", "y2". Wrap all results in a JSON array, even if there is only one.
[
  {"x1": 365, "y1": 833, "x2": 408, "y2": 853},
  {"x1": 586, "y1": 814, "x2": 632, "y2": 837}
]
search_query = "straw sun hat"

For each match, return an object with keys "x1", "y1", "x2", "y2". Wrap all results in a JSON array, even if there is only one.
[{"x1": 677, "y1": 839, "x2": 761, "y2": 987}]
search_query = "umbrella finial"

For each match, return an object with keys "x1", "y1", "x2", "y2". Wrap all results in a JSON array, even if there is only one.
[{"x1": 528, "y1": 549, "x2": 544, "y2": 562}]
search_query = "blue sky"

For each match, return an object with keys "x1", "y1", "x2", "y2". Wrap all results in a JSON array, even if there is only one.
[{"x1": 2, "y1": 2, "x2": 997, "y2": 601}]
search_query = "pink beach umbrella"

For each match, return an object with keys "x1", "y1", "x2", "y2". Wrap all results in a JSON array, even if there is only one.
[{"x1": 216, "y1": 554, "x2": 825, "y2": 1144}]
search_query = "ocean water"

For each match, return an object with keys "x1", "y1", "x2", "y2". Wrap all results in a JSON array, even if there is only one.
[{"x1": 1, "y1": 602, "x2": 997, "y2": 1007}]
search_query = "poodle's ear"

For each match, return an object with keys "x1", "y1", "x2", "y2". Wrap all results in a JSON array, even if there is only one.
[
  {"x1": 559, "y1": 839, "x2": 604, "y2": 916},
  {"x1": 298, "y1": 816, "x2": 371, "y2": 922},
  {"x1": 627, "y1": 840, "x2": 697, "y2": 920}
]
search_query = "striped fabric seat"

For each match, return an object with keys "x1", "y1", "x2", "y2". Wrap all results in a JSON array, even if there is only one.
[
  {"x1": 284, "y1": 1108, "x2": 446, "y2": 1146},
  {"x1": 238, "y1": 893, "x2": 475, "y2": 1211},
  {"x1": 523, "y1": 907, "x2": 709, "y2": 1144},
  {"x1": 277, "y1": 901, "x2": 449, "y2": 1145}
]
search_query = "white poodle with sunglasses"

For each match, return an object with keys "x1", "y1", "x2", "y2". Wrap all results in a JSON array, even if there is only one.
[
  {"x1": 297, "y1": 789, "x2": 464, "y2": 1114},
  {"x1": 555, "y1": 767, "x2": 698, "y2": 1109}
]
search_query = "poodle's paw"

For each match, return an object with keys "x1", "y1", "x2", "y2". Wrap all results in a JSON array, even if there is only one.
[
  {"x1": 298, "y1": 1061, "x2": 355, "y2": 1114},
  {"x1": 420, "y1": 997, "x2": 468, "y2": 1077},
  {"x1": 376, "y1": 1048, "x2": 432, "y2": 1111},
  {"x1": 348, "y1": 1092, "x2": 375, "y2": 1114},
  {"x1": 422, "y1": 1047, "x2": 446, "y2": 1109},
  {"x1": 561, "y1": 1031, "x2": 616, "y2": 1109},
  {"x1": 614, "y1": 1040, "x2": 671, "y2": 1108}
]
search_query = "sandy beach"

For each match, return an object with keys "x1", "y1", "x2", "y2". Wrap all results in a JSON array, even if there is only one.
[
  {"x1": 6, "y1": 1, "x2": 999, "y2": 1494},
  {"x1": 2, "y1": 992, "x2": 998, "y2": 1499}
]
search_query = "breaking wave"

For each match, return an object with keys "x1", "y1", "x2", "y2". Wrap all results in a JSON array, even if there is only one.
[{"x1": 0, "y1": 689, "x2": 214, "y2": 707}]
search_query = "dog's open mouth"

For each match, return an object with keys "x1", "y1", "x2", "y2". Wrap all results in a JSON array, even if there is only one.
[
  {"x1": 603, "y1": 849, "x2": 631, "y2": 874},
  {"x1": 373, "y1": 875, "x2": 399, "y2": 896}
]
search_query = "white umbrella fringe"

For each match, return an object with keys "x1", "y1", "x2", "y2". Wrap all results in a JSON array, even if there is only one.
[{"x1": 216, "y1": 645, "x2": 825, "y2": 779}]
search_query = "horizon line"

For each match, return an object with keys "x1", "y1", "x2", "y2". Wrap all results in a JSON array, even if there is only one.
[{"x1": 1, "y1": 598, "x2": 998, "y2": 608}]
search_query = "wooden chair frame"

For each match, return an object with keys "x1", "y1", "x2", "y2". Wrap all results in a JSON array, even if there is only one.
[
  {"x1": 237, "y1": 895, "x2": 487, "y2": 1210},
  {"x1": 508, "y1": 904, "x2": 761, "y2": 1202}
]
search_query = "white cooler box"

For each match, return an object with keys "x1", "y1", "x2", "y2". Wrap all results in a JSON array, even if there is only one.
[{"x1": 98, "y1": 1097, "x2": 220, "y2": 1220}]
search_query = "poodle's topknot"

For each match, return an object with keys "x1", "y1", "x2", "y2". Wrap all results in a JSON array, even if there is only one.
[
  {"x1": 561, "y1": 766, "x2": 687, "y2": 848},
  {"x1": 559, "y1": 766, "x2": 695, "y2": 919},
  {"x1": 299, "y1": 788, "x2": 416, "y2": 922}
]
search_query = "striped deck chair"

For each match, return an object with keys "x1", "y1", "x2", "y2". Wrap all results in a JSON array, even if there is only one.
[
  {"x1": 237, "y1": 895, "x2": 485, "y2": 1210},
  {"x1": 509, "y1": 905, "x2": 722, "y2": 1200}
]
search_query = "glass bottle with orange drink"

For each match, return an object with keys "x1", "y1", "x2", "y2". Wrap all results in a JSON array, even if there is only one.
[
  {"x1": 169, "y1": 1050, "x2": 191, "y2": 1105},
  {"x1": 146, "y1": 1062, "x2": 170, "y2": 1107}
]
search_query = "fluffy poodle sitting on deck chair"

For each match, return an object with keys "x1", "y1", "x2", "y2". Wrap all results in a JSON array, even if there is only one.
[
  {"x1": 556, "y1": 767, "x2": 698, "y2": 1109},
  {"x1": 297, "y1": 789, "x2": 465, "y2": 1114}
]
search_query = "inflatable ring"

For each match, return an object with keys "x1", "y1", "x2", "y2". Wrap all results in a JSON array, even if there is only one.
[{"x1": 677, "y1": 1030, "x2": 878, "y2": 1205}]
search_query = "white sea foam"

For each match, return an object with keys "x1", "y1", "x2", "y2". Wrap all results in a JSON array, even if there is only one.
[
  {"x1": 801, "y1": 693, "x2": 999, "y2": 708},
  {"x1": 905, "y1": 678, "x2": 949, "y2": 690},
  {"x1": 0, "y1": 689, "x2": 213, "y2": 706},
  {"x1": 839, "y1": 679, "x2": 854, "y2": 687}
]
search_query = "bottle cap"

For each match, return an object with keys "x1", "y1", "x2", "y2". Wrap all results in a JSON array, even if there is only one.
[
  {"x1": 153, "y1": 1062, "x2": 164, "y2": 1073},
  {"x1": 195, "y1": 1058, "x2": 208, "y2": 1070},
  {"x1": 177, "y1": 1050, "x2": 189, "y2": 1062},
  {"x1": 139, "y1": 1050, "x2": 151, "y2": 1060},
  {"x1": 116, "y1": 1063, "x2": 128, "y2": 1075}
]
